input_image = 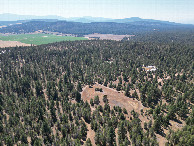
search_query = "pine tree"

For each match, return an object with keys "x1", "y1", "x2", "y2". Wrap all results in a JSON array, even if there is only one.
[
  {"x1": 77, "y1": 82, "x2": 82, "y2": 92},
  {"x1": 94, "y1": 96, "x2": 100, "y2": 105},
  {"x1": 85, "y1": 138, "x2": 92, "y2": 146}
]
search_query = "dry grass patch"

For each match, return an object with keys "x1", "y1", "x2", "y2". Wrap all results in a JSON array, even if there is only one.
[
  {"x1": 0, "y1": 40, "x2": 31, "y2": 48},
  {"x1": 81, "y1": 84, "x2": 174, "y2": 145}
]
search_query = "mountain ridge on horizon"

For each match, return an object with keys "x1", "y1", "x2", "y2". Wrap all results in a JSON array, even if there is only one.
[{"x1": 0, "y1": 13, "x2": 192, "y2": 25}]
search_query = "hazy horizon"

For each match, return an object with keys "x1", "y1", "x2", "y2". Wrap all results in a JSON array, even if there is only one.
[{"x1": 0, "y1": 0, "x2": 194, "y2": 24}]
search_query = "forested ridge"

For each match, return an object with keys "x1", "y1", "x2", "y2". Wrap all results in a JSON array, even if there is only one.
[
  {"x1": 0, "y1": 20, "x2": 194, "y2": 36},
  {"x1": 0, "y1": 38, "x2": 193, "y2": 145}
]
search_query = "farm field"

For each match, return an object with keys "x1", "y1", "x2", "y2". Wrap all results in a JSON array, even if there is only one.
[
  {"x1": 84, "y1": 33, "x2": 135, "y2": 41},
  {"x1": 0, "y1": 40, "x2": 31, "y2": 48},
  {"x1": 0, "y1": 33, "x2": 88, "y2": 45}
]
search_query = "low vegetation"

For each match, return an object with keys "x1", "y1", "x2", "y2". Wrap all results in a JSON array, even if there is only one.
[{"x1": 0, "y1": 34, "x2": 87, "y2": 45}]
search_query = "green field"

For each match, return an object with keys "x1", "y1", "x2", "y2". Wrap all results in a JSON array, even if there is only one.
[{"x1": 0, "y1": 34, "x2": 88, "y2": 45}]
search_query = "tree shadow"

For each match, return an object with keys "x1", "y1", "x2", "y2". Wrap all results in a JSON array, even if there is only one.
[
  {"x1": 80, "y1": 140, "x2": 84, "y2": 145},
  {"x1": 82, "y1": 137, "x2": 87, "y2": 141},
  {"x1": 157, "y1": 129, "x2": 166, "y2": 137},
  {"x1": 173, "y1": 118, "x2": 182, "y2": 124}
]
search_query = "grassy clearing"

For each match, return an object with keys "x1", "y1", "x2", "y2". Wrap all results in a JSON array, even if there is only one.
[{"x1": 0, "y1": 34, "x2": 87, "y2": 45}]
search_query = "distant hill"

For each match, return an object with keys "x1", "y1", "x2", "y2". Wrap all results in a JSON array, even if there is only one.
[
  {"x1": 106, "y1": 17, "x2": 179, "y2": 25},
  {"x1": 0, "y1": 13, "x2": 192, "y2": 26},
  {"x1": 0, "y1": 20, "x2": 193, "y2": 37},
  {"x1": 0, "y1": 13, "x2": 65, "y2": 21},
  {"x1": 66, "y1": 16, "x2": 112, "y2": 23},
  {"x1": 0, "y1": 13, "x2": 193, "y2": 38},
  {"x1": 0, "y1": 20, "x2": 29, "y2": 26}
]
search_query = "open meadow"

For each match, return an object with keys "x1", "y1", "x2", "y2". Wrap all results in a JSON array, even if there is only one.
[{"x1": 0, "y1": 33, "x2": 87, "y2": 46}]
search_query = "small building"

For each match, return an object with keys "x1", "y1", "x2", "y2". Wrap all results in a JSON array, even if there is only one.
[{"x1": 142, "y1": 65, "x2": 157, "y2": 71}]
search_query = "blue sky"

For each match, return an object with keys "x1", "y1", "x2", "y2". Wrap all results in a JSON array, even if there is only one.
[{"x1": 0, "y1": 0, "x2": 194, "y2": 24}]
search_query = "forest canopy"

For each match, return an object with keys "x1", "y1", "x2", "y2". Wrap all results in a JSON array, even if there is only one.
[{"x1": 0, "y1": 32, "x2": 193, "y2": 145}]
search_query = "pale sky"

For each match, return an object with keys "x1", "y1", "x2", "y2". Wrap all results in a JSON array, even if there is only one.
[{"x1": 0, "y1": 0, "x2": 194, "y2": 24}]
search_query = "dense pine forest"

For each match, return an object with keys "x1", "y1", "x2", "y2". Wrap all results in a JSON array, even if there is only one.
[{"x1": 0, "y1": 36, "x2": 193, "y2": 145}]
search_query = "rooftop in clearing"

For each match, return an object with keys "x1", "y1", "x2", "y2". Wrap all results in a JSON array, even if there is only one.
[{"x1": 142, "y1": 65, "x2": 157, "y2": 71}]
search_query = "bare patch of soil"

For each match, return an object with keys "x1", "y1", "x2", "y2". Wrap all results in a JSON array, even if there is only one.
[
  {"x1": 84, "y1": 33, "x2": 135, "y2": 41},
  {"x1": 81, "y1": 84, "x2": 171, "y2": 145},
  {"x1": 0, "y1": 25, "x2": 7, "y2": 28},
  {"x1": 0, "y1": 40, "x2": 31, "y2": 48},
  {"x1": 156, "y1": 134, "x2": 167, "y2": 146},
  {"x1": 81, "y1": 84, "x2": 144, "y2": 112},
  {"x1": 85, "y1": 123, "x2": 96, "y2": 145}
]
